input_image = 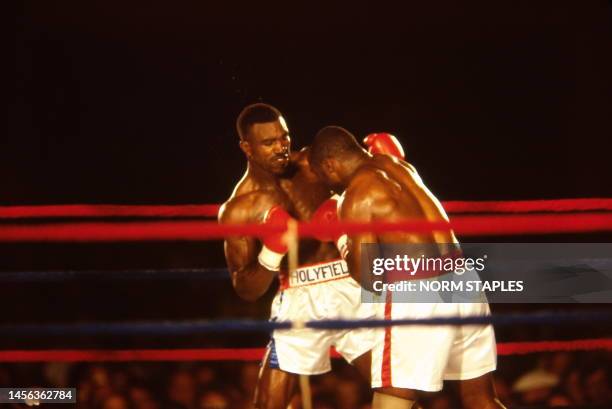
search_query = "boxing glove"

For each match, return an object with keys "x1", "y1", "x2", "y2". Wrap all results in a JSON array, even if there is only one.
[
  {"x1": 363, "y1": 133, "x2": 405, "y2": 159},
  {"x1": 310, "y1": 195, "x2": 340, "y2": 242},
  {"x1": 311, "y1": 195, "x2": 349, "y2": 258},
  {"x1": 258, "y1": 205, "x2": 292, "y2": 271}
]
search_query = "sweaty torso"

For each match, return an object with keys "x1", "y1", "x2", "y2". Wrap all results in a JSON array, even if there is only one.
[
  {"x1": 226, "y1": 149, "x2": 339, "y2": 264},
  {"x1": 347, "y1": 154, "x2": 459, "y2": 256}
]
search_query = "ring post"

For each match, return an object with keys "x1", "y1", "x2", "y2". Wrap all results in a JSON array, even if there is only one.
[{"x1": 285, "y1": 219, "x2": 312, "y2": 409}]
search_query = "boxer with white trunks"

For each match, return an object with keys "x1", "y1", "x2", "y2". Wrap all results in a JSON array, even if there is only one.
[
  {"x1": 219, "y1": 104, "x2": 392, "y2": 409},
  {"x1": 309, "y1": 126, "x2": 505, "y2": 409}
]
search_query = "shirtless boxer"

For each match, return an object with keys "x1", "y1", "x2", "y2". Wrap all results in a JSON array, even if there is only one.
[
  {"x1": 309, "y1": 126, "x2": 505, "y2": 409},
  {"x1": 218, "y1": 104, "x2": 377, "y2": 409}
]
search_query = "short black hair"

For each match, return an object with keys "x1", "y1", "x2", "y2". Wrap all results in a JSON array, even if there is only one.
[
  {"x1": 236, "y1": 103, "x2": 282, "y2": 140},
  {"x1": 310, "y1": 126, "x2": 363, "y2": 168}
]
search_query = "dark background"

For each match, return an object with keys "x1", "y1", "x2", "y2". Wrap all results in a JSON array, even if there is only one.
[
  {"x1": 7, "y1": 1, "x2": 612, "y2": 348},
  {"x1": 12, "y1": 0, "x2": 612, "y2": 204}
]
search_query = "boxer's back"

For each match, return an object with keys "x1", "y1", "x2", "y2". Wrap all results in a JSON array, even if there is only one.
[{"x1": 343, "y1": 154, "x2": 458, "y2": 255}]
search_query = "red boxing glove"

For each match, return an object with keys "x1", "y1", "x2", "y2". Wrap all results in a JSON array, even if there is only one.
[
  {"x1": 261, "y1": 205, "x2": 291, "y2": 253},
  {"x1": 363, "y1": 133, "x2": 405, "y2": 159},
  {"x1": 311, "y1": 195, "x2": 349, "y2": 258},
  {"x1": 258, "y1": 205, "x2": 291, "y2": 271},
  {"x1": 311, "y1": 196, "x2": 340, "y2": 242}
]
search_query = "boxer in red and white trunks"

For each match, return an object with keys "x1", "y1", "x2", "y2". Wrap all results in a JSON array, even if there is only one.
[
  {"x1": 219, "y1": 105, "x2": 401, "y2": 408},
  {"x1": 309, "y1": 126, "x2": 505, "y2": 409}
]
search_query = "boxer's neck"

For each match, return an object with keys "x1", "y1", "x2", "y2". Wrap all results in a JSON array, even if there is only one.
[
  {"x1": 339, "y1": 151, "x2": 370, "y2": 188},
  {"x1": 246, "y1": 161, "x2": 282, "y2": 186}
]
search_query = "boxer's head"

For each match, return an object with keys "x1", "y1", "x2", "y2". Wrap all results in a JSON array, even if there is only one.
[
  {"x1": 309, "y1": 126, "x2": 367, "y2": 192},
  {"x1": 237, "y1": 103, "x2": 290, "y2": 175}
]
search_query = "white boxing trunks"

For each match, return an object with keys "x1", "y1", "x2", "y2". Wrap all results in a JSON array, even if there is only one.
[
  {"x1": 266, "y1": 258, "x2": 376, "y2": 375},
  {"x1": 371, "y1": 283, "x2": 497, "y2": 392}
]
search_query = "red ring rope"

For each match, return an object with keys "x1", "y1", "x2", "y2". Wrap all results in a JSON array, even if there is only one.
[
  {"x1": 0, "y1": 204, "x2": 221, "y2": 219},
  {"x1": 443, "y1": 198, "x2": 612, "y2": 213},
  {"x1": 0, "y1": 339, "x2": 609, "y2": 362},
  {"x1": 0, "y1": 213, "x2": 611, "y2": 242},
  {"x1": 0, "y1": 198, "x2": 611, "y2": 219}
]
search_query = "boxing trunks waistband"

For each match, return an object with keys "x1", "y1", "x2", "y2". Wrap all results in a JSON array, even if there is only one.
[{"x1": 279, "y1": 258, "x2": 350, "y2": 290}]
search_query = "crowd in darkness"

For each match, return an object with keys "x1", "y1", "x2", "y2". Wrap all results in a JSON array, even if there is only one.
[{"x1": 2, "y1": 349, "x2": 610, "y2": 409}]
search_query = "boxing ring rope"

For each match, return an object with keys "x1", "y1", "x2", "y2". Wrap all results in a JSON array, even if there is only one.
[
  {"x1": 2, "y1": 201, "x2": 611, "y2": 408},
  {"x1": 1, "y1": 339, "x2": 611, "y2": 362},
  {"x1": 2, "y1": 311, "x2": 612, "y2": 336},
  {"x1": 1, "y1": 212, "x2": 612, "y2": 242},
  {"x1": 1, "y1": 198, "x2": 611, "y2": 219},
  {"x1": 0, "y1": 268, "x2": 230, "y2": 282}
]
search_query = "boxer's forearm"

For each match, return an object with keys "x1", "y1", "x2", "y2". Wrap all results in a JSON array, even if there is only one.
[
  {"x1": 345, "y1": 235, "x2": 380, "y2": 292},
  {"x1": 224, "y1": 236, "x2": 276, "y2": 301},
  {"x1": 231, "y1": 263, "x2": 276, "y2": 301},
  {"x1": 344, "y1": 239, "x2": 362, "y2": 284},
  {"x1": 339, "y1": 234, "x2": 378, "y2": 289}
]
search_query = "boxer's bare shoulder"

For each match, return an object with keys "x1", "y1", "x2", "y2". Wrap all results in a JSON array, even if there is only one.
[
  {"x1": 350, "y1": 166, "x2": 399, "y2": 199},
  {"x1": 219, "y1": 189, "x2": 281, "y2": 225},
  {"x1": 370, "y1": 154, "x2": 428, "y2": 194},
  {"x1": 341, "y1": 166, "x2": 399, "y2": 220}
]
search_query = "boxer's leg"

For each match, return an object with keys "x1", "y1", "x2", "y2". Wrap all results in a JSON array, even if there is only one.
[
  {"x1": 454, "y1": 373, "x2": 506, "y2": 409},
  {"x1": 331, "y1": 277, "x2": 377, "y2": 384},
  {"x1": 351, "y1": 350, "x2": 372, "y2": 383},
  {"x1": 372, "y1": 389, "x2": 416, "y2": 409},
  {"x1": 445, "y1": 303, "x2": 501, "y2": 408},
  {"x1": 257, "y1": 283, "x2": 331, "y2": 408},
  {"x1": 255, "y1": 350, "x2": 298, "y2": 409}
]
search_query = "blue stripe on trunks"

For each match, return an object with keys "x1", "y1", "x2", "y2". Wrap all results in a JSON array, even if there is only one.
[{"x1": 267, "y1": 338, "x2": 280, "y2": 369}]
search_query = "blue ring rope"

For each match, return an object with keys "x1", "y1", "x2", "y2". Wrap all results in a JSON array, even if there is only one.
[
  {"x1": 1, "y1": 311, "x2": 611, "y2": 336},
  {"x1": 0, "y1": 268, "x2": 229, "y2": 282}
]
